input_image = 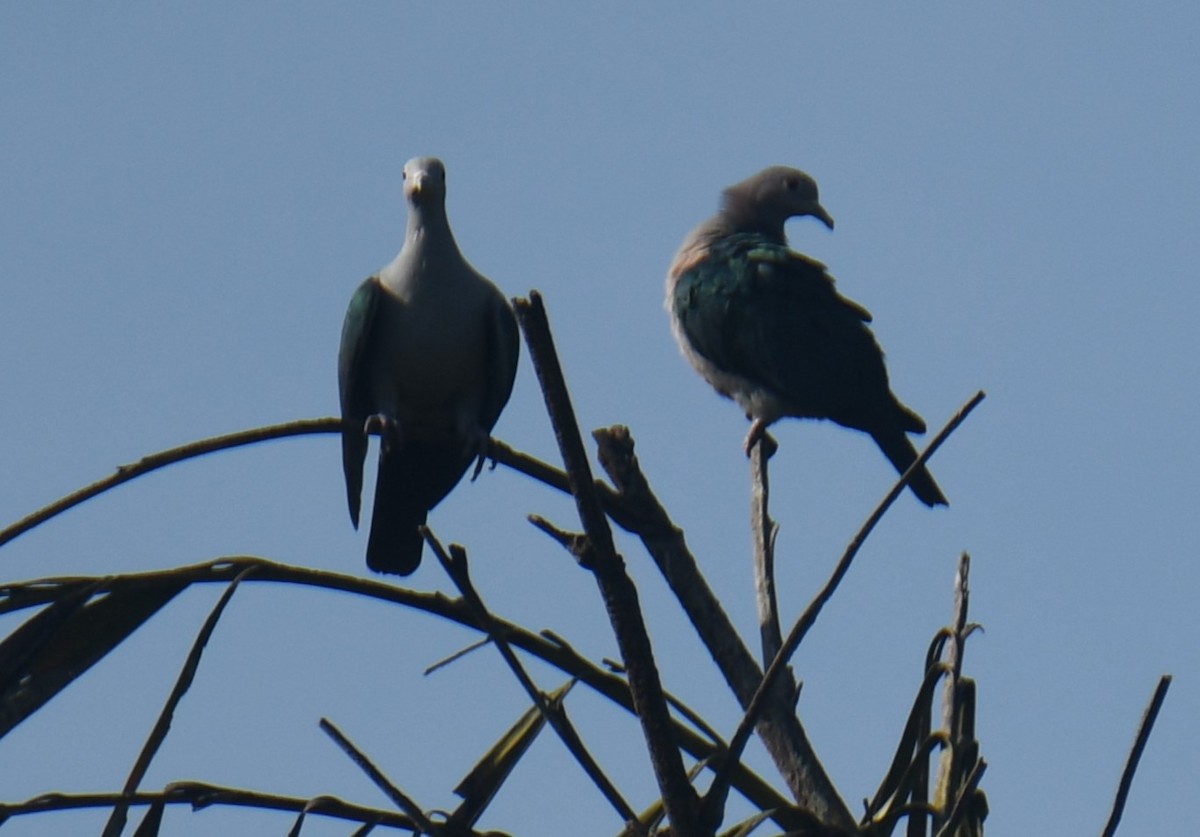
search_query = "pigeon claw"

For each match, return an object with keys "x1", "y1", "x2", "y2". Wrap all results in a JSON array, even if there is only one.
[
  {"x1": 364, "y1": 414, "x2": 403, "y2": 454},
  {"x1": 465, "y1": 427, "x2": 494, "y2": 482},
  {"x1": 743, "y1": 418, "x2": 769, "y2": 456}
]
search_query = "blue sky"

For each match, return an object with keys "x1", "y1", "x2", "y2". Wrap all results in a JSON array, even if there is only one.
[{"x1": 1, "y1": 3, "x2": 1197, "y2": 834}]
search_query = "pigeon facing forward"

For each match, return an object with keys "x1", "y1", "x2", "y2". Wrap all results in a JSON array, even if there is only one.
[
  {"x1": 666, "y1": 166, "x2": 947, "y2": 506},
  {"x1": 339, "y1": 157, "x2": 520, "y2": 574}
]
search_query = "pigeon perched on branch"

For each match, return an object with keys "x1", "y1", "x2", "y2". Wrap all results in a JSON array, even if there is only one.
[
  {"x1": 339, "y1": 157, "x2": 520, "y2": 574},
  {"x1": 666, "y1": 165, "x2": 947, "y2": 506}
]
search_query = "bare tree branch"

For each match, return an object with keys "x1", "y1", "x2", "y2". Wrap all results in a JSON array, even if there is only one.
[
  {"x1": 933, "y1": 554, "x2": 973, "y2": 822},
  {"x1": 593, "y1": 426, "x2": 853, "y2": 829},
  {"x1": 929, "y1": 553, "x2": 988, "y2": 837},
  {"x1": 750, "y1": 434, "x2": 785, "y2": 671},
  {"x1": 1, "y1": 558, "x2": 805, "y2": 829},
  {"x1": 0, "y1": 418, "x2": 341, "y2": 550},
  {"x1": 513, "y1": 291, "x2": 702, "y2": 834},
  {"x1": 1101, "y1": 674, "x2": 1172, "y2": 837},
  {"x1": 319, "y1": 717, "x2": 437, "y2": 831},
  {"x1": 102, "y1": 565, "x2": 256, "y2": 837},
  {"x1": 0, "y1": 368, "x2": 997, "y2": 837},
  {"x1": 703, "y1": 392, "x2": 985, "y2": 829},
  {"x1": 423, "y1": 529, "x2": 639, "y2": 827},
  {"x1": 0, "y1": 783, "x2": 414, "y2": 830}
]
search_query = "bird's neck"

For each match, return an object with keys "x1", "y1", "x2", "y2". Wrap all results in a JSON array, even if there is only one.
[
  {"x1": 718, "y1": 193, "x2": 787, "y2": 242},
  {"x1": 696, "y1": 211, "x2": 786, "y2": 248},
  {"x1": 404, "y1": 208, "x2": 461, "y2": 259}
]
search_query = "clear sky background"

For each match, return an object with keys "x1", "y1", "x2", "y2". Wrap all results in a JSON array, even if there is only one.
[{"x1": 1, "y1": 4, "x2": 1197, "y2": 835}]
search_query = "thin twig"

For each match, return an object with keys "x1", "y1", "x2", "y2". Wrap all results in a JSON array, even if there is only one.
[
  {"x1": 319, "y1": 717, "x2": 436, "y2": 832},
  {"x1": 487, "y1": 438, "x2": 572, "y2": 495},
  {"x1": 0, "y1": 784, "x2": 410, "y2": 830},
  {"x1": 750, "y1": 434, "x2": 784, "y2": 668},
  {"x1": 0, "y1": 414, "x2": 623, "y2": 560},
  {"x1": 703, "y1": 392, "x2": 985, "y2": 827},
  {"x1": 493, "y1": 436, "x2": 673, "y2": 534},
  {"x1": 423, "y1": 636, "x2": 491, "y2": 676},
  {"x1": 934, "y1": 553, "x2": 972, "y2": 823},
  {"x1": 513, "y1": 291, "x2": 702, "y2": 835},
  {"x1": 1101, "y1": 674, "x2": 1172, "y2": 837},
  {"x1": 601, "y1": 656, "x2": 727, "y2": 751},
  {"x1": 0, "y1": 416, "x2": 581, "y2": 555},
  {"x1": 527, "y1": 514, "x2": 589, "y2": 556},
  {"x1": 101, "y1": 565, "x2": 257, "y2": 837},
  {"x1": 423, "y1": 528, "x2": 639, "y2": 825},
  {"x1": 749, "y1": 435, "x2": 803, "y2": 743},
  {"x1": 774, "y1": 391, "x2": 982, "y2": 684},
  {"x1": 0, "y1": 418, "x2": 341, "y2": 550}
]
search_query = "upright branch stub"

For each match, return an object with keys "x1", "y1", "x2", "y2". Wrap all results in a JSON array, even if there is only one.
[
  {"x1": 512, "y1": 292, "x2": 702, "y2": 835},
  {"x1": 749, "y1": 434, "x2": 791, "y2": 689},
  {"x1": 932, "y1": 553, "x2": 987, "y2": 836}
]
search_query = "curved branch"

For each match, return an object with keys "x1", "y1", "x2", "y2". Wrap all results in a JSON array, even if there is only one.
[
  {"x1": 0, "y1": 557, "x2": 807, "y2": 832},
  {"x1": 0, "y1": 418, "x2": 343, "y2": 550},
  {"x1": 0, "y1": 782, "x2": 414, "y2": 831},
  {"x1": 0, "y1": 418, "x2": 612, "y2": 557}
]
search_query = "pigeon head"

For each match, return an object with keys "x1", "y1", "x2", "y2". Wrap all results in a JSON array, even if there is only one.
[
  {"x1": 403, "y1": 156, "x2": 448, "y2": 207},
  {"x1": 721, "y1": 166, "x2": 835, "y2": 239}
]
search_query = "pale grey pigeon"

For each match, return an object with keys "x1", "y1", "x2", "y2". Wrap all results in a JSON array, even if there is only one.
[
  {"x1": 339, "y1": 157, "x2": 520, "y2": 574},
  {"x1": 666, "y1": 166, "x2": 947, "y2": 506}
]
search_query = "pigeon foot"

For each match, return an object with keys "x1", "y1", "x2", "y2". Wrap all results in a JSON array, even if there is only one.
[
  {"x1": 744, "y1": 418, "x2": 769, "y2": 456},
  {"x1": 364, "y1": 414, "x2": 404, "y2": 453}
]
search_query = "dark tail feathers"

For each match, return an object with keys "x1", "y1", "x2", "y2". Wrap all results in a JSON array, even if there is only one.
[
  {"x1": 870, "y1": 427, "x2": 948, "y2": 507},
  {"x1": 364, "y1": 441, "x2": 475, "y2": 575},
  {"x1": 366, "y1": 451, "x2": 427, "y2": 575}
]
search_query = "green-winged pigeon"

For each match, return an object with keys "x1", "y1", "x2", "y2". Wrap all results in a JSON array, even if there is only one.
[
  {"x1": 339, "y1": 157, "x2": 520, "y2": 574},
  {"x1": 666, "y1": 166, "x2": 947, "y2": 506}
]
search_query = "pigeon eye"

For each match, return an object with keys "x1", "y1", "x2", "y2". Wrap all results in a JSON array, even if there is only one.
[{"x1": 784, "y1": 177, "x2": 799, "y2": 191}]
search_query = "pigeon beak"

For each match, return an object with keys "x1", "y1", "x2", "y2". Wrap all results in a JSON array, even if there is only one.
[
  {"x1": 409, "y1": 171, "x2": 427, "y2": 197},
  {"x1": 811, "y1": 203, "x2": 835, "y2": 230}
]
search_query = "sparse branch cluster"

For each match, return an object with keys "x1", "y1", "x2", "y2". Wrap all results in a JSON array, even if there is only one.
[{"x1": 0, "y1": 295, "x2": 1169, "y2": 836}]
